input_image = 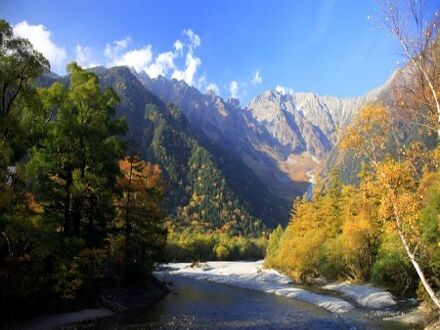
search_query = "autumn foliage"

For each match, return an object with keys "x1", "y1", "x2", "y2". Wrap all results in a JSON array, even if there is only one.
[{"x1": 266, "y1": 103, "x2": 440, "y2": 310}]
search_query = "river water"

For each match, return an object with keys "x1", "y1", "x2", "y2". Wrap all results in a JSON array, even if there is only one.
[{"x1": 101, "y1": 276, "x2": 413, "y2": 330}]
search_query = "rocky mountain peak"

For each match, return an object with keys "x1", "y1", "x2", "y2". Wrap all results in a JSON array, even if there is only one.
[
  {"x1": 131, "y1": 68, "x2": 390, "y2": 203},
  {"x1": 226, "y1": 97, "x2": 240, "y2": 108}
]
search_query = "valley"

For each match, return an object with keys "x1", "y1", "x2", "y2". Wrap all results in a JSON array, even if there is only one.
[{"x1": 1, "y1": 0, "x2": 439, "y2": 328}]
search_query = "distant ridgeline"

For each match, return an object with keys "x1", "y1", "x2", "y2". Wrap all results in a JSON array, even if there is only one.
[{"x1": 40, "y1": 66, "x2": 281, "y2": 236}]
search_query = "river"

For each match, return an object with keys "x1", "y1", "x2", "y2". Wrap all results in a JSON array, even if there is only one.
[{"x1": 99, "y1": 276, "x2": 413, "y2": 329}]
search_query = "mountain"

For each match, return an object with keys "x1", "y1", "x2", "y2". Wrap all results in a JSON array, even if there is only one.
[
  {"x1": 39, "y1": 67, "x2": 274, "y2": 234},
  {"x1": 136, "y1": 72, "x2": 291, "y2": 226},
  {"x1": 247, "y1": 88, "x2": 386, "y2": 188},
  {"x1": 40, "y1": 64, "x2": 422, "y2": 229},
  {"x1": 138, "y1": 72, "x2": 386, "y2": 203},
  {"x1": 92, "y1": 66, "x2": 279, "y2": 234},
  {"x1": 247, "y1": 89, "x2": 381, "y2": 158},
  {"x1": 137, "y1": 74, "x2": 307, "y2": 203}
]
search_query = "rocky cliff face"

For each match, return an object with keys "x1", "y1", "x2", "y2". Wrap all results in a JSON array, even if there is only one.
[{"x1": 247, "y1": 88, "x2": 382, "y2": 160}]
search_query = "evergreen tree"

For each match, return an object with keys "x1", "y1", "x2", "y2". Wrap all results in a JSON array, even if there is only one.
[
  {"x1": 27, "y1": 63, "x2": 127, "y2": 244},
  {"x1": 0, "y1": 19, "x2": 49, "y2": 160},
  {"x1": 0, "y1": 19, "x2": 49, "y2": 218}
]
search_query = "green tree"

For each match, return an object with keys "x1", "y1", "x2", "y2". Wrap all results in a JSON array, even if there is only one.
[
  {"x1": 264, "y1": 225, "x2": 283, "y2": 269},
  {"x1": 0, "y1": 19, "x2": 49, "y2": 158},
  {"x1": 418, "y1": 172, "x2": 440, "y2": 300},
  {"x1": 27, "y1": 63, "x2": 127, "y2": 244},
  {"x1": 0, "y1": 19, "x2": 49, "y2": 219}
]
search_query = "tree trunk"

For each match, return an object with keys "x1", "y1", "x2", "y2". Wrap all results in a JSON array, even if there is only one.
[
  {"x1": 72, "y1": 197, "x2": 82, "y2": 237},
  {"x1": 396, "y1": 218, "x2": 440, "y2": 310},
  {"x1": 86, "y1": 194, "x2": 97, "y2": 247},
  {"x1": 124, "y1": 157, "x2": 134, "y2": 278},
  {"x1": 63, "y1": 169, "x2": 72, "y2": 235},
  {"x1": 385, "y1": 175, "x2": 440, "y2": 310},
  {"x1": 419, "y1": 65, "x2": 440, "y2": 140}
]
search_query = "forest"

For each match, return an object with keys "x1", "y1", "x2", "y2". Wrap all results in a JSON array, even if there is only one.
[
  {"x1": 0, "y1": 20, "x2": 167, "y2": 321},
  {"x1": 265, "y1": 93, "x2": 440, "y2": 313}
]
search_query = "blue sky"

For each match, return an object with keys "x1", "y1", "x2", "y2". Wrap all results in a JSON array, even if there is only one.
[{"x1": 1, "y1": 0, "x2": 406, "y2": 103}]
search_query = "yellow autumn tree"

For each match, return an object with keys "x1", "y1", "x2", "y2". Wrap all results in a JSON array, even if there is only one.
[
  {"x1": 275, "y1": 173, "x2": 343, "y2": 282},
  {"x1": 276, "y1": 197, "x2": 322, "y2": 280},
  {"x1": 340, "y1": 103, "x2": 391, "y2": 165},
  {"x1": 319, "y1": 165, "x2": 382, "y2": 282},
  {"x1": 113, "y1": 156, "x2": 167, "y2": 281},
  {"x1": 341, "y1": 103, "x2": 440, "y2": 309}
]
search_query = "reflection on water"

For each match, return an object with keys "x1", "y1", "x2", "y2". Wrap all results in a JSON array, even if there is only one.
[{"x1": 99, "y1": 276, "x2": 412, "y2": 329}]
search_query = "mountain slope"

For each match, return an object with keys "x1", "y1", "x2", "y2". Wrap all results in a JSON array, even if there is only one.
[
  {"x1": 139, "y1": 72, "x2": 387, "y2": 204},
  {"x1": 41, "y1": 67, "x2": 272, "y2": 234},
  {"x1": 94, "y1": 66, "x2": 273, "y2": 234},
  {"x1": 138, "y1": 74, "x2": 310, "y2": 205},
  {"x1": 138, "y1": 73, "x2": 296, "y2": 224},
  {"x1": 320, "y1": 68, "x2": 437, "y2": 184},
  {"x1": 38, "y1": 64, "x2": 423, "y2": 229}
]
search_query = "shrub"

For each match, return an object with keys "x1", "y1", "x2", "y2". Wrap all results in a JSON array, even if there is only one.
[
  {"x1": 214, "y1": 245, "x2": 230, "y2": 260},
  {"x1": 372, "y1": 232, "x2": 418, "y2": 294}
]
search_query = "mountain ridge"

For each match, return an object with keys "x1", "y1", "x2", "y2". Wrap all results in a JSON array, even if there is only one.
[{"x1": 137, "y1": 70, "x2": 392, "y2": 202}]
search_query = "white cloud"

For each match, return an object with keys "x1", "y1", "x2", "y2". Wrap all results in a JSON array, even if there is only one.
[
  {"x1": 114, "y1": 37, "x2": 131, "y2": 49},
  {"x1": 275, "y1": 85, "x2": 294, "y2": 95},
  {"x1": 169, "y1": 29, "x2": 202, "y2": 85},
  {"x1": 101, "y1": 29, "x2": 204, "y2": 86},
  {"x1": 105, "y1": 37, "x2": 154, "y2": 72},
  {"x1": 145, "y1": 51, "x2": 176, "y2": 78},
  {"x1": 194, "y1": 75, "x2": 219, "y2": 95},
  {"x1": 111, "y1": 45, "x2": 153, "y2": 72},
  {"x1": 251, "y1": 70, "x2": 263, "y2": 85},
  {"x1": 228, "y1": 69, "x2": 261, "y2": 101},
  {"x1": 183, "y1": 29, "x2": 201, "y2": 49},
  {"x1": 229, "y1": 80, "x2": 239, "y2": 98},
  {"x1": 171, "y1": 52, "x2": 201, "y2": 85},
  {"x1": 75, "y1": 44, "x2": 100, "y2": 68},
  {"x1": 104, "y1": 37, "x2": 131, "y2": 61},
  {"x1": 11, "y1": 22, "x2": 216, "y2": 92},
  {"x1": 13, "y1": 21, "x2": 67, "y2": 72},
  {"x1": 174, "y1": 39, "x2": 183, "y2": 54},
  {"x1": 206, "y1": 83, "x2": 219, "y2": 95}
]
